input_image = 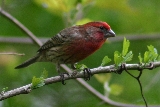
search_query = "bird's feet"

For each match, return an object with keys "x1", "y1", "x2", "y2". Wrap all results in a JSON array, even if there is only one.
[
  {"x1": 59, "y1": 73, "x2": 69, "y2": 85},
  {"x1": 83, "y1": 68, "x2": 92, "y2": 81},
  {"x1": 116, "y1": 63, "x2": 126, "y2": 74}
]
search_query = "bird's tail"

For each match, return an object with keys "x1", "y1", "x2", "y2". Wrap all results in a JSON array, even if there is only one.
[{"x1": 15, "y1": 54, "x2": 40, "y2": 69}]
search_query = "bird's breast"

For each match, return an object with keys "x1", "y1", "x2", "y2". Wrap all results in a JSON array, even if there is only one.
[{"x1": 63, "y1": 39, "x2": 106, "y2": 63}]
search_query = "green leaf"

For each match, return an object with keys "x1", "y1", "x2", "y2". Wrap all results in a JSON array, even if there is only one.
[
  {"x1": 114, "y1": 38, "x2": 133, "y2": 67},
  {"x1": 122, "y1": 37, "x2": 130, "y2": 56},
  {"x1": 147, "y1": 45, "x2": 154, "y2": 52},
  {"x1": 143, "y1": 45, "x2": 159, "y2": 63},
  {"x1": 114, "y1": 51, "x2": 122, "y2": 67},
  {"x1": 31, "y1": 76, "x2": 45, "y2": 89},
  {"x1": 144, "y1": 51, "x2": 149, "y2": 63},
  {"x1": 123, "y1": 51, "x2": 133, "y2": 62},
  {"x1": 138, "y1": 53, "x2": 143, "y2": 64},
  {"x1": 101, "y1": 56, "x2": 111, "y2": 66},
  {"x1": 147, "y1": 45, "x2": 158, "y2": 62},
  {"x1": 75, "y1": 63, "x2": 87, "y2": 70},
  {"x1": 31, "y1": 69, "x2": 48, "y2": 89}
]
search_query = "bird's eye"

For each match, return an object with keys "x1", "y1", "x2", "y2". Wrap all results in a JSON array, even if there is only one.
[{"x1": 99, "y1": 26, "x2": 104, "y2": 30}]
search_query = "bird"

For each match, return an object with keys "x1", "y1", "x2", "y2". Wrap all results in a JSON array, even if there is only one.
[{"x1": 15, "y1": 21, "x2": 115, "y2": 81}]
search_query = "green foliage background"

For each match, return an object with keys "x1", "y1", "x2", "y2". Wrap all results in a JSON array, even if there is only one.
[{"x1": 0, "y1": 0, "x2": 160, "y2": 106}]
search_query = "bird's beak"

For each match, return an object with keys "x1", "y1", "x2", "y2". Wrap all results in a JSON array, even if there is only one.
[{"x1": 105, "y1": 29, "x2": 116, "y2": 38}]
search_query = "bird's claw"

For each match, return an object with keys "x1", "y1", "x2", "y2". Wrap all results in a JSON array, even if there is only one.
[
  {"x1": 116, "y1": 63, "x2": 126, "y2": 74},
  {"x1": 83, "y1": 68, "x2": 92, "y2": 81},
  {"x1": 59, "y1": 73, "x2": 69, "y2": 85}
]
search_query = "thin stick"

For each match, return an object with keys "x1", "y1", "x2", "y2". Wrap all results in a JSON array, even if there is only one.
[
  {"x1": 0, "y1": 7, "x2": 42, "y2": 46},
  {"x1": 1, "y1": 34, "x2": 160, "y2": 44},
  {"x1": 0, "y1": 53, "x2": 25, "y2": 56}
]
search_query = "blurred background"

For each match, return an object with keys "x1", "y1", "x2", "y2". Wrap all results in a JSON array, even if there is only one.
[{"x1": 0, "y1": 0, "x2": 160, "y2": 107}]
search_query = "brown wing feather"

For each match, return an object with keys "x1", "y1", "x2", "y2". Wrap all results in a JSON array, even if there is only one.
[
  {"x1": 37, "y1": 26, "x2": 82, "y2": 52},
  {"x1": 37, "y1": 34, "x2": 65, "y2": 52}
]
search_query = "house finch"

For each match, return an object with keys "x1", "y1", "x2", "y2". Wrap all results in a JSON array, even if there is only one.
[{"x1": 15, "y1": 21, "x2": 115, "y2": 80}]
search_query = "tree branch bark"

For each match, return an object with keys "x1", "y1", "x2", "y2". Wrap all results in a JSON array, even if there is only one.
[
  {"x1": 1, "y1": 34, "x2": 160, "y2": 44},
  {"x1": 0, "y1": 62, "x2": 160, "y2": 107}
]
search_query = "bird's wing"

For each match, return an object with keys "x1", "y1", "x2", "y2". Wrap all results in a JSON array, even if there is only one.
[
  {"x1": 37, "y1": 33, "x2": 65, "y2": 52},
  {"x1": 37, "y1": 26, "x2": 82, "y2": 52}
]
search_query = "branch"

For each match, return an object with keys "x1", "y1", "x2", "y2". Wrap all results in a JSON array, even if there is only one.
[
  {"x1": 0, "y1": 36, "x2": 47, "y2": 44},
  {"x1": 0, "y1": 7, "x2": 42, "y2": 46},
  {"x1": 1, "y1": 33, "x2": 160, "y2": 44},
  {"x1": 0, "y1": 52, "x2": 25, "y2": 56},
  {"x1": 1, "y1": 62, "x2": 160, "y2": 107}
]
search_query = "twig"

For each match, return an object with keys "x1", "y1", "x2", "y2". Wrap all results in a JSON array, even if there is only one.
[
  {"x1": 0, "y1": 53, "x2": 25, "y2": 56},
  {"x1": 122, "y1": 64, "x2": 148, "y2": 107},
  {"x1": 137, "y1": 70, "x2": 148, "y2": 107},
  {"x1": 1, "y1": 34, "x2": 160, "y2": 44},
  {"x1": 0, "y1": 36, "x2": 47, "y2": 44},
  {"x1": 0, "y1": 63, "x2": 160, "y2": 107},
  {"x1": 0, "y1": 7, "x2": 42, "y2": 46}
]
